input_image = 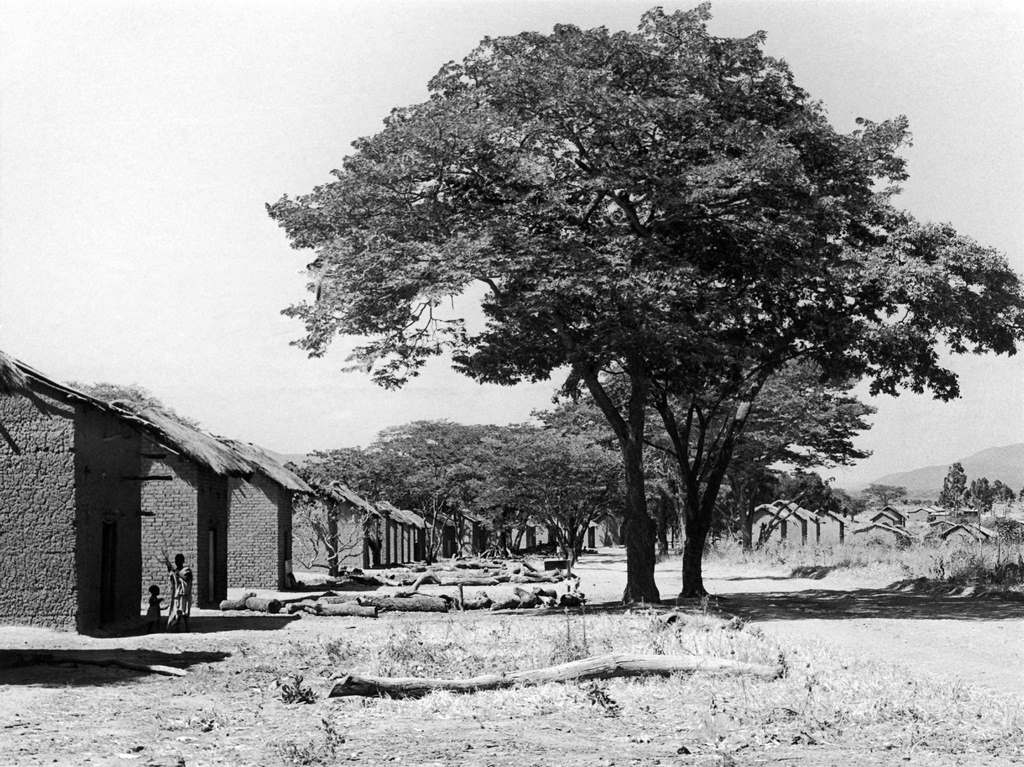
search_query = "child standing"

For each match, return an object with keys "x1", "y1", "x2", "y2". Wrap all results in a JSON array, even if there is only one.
[{"x1": 146, "y1": 585, "x2": 163, "y2": 633}]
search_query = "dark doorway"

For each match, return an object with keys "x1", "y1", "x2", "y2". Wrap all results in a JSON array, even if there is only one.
[
  {"x1": 100, "y1": 522, "x2": 117, "y2": 625},
  {"x1": 587, "y1": 527, "x2": 596, "y2": 549},
  {"x1": 207, "y1": 528, "x2": 217, "y2": 600}
]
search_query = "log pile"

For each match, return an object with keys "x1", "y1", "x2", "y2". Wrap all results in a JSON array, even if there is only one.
[{"x1": 329, "y1": 653, "x2": 785, "y2": 698}]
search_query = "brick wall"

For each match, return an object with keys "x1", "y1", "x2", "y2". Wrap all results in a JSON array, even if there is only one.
[
  {"x1": 0, "y1": 388, "x2": 79, "y2": 629},
  {"x1": 74, "y1": 405, "x2": 142, "y2": 629},
  {"x1": 228, "y1": 474, "x2": 288, "y2": 589},
  {"x1": 139, "y1": 444, "x2": 229, "y2": 608},
  {"x1": 140, "y1": 442, "x2": 199, "y2": 604}
]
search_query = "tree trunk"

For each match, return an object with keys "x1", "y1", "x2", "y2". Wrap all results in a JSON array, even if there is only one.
[
  {"x1": 680, "y1": 511, "x2": 710, "y2": 598},
  {"x1": 621, "y1": 439, "x2": 659, "y2": 603},
  {"x1": 328, "y1": 653, "x2": 782, "y2": 698}
]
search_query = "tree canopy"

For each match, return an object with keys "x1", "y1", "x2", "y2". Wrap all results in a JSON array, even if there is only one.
[{"x1": 270, "y1": 5, "x2": 1024, "y2": 600}]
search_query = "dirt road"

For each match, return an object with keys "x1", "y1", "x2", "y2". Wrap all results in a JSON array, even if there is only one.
[{"x1": 575, "y1": 551, "x2": 1024, "y2": 698}]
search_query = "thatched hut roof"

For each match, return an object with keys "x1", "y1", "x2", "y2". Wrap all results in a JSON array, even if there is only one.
[
  {"x1": 311, "y1": 479, "x2": 380, "y2": 516},
  {"x1": 220, "y1": 439, "x2": 312, "y2": 493},
  {"x1": 117, "y1": 404, "x2": 253, "y2": 476},
  {"x1": 376, "y1": 500, "x2": 426, "y2": 528},
  {"x1": 0, "y1": 351, "x2": 29, "y2": 395}
]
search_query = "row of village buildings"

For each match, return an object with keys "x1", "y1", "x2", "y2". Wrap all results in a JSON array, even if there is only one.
[
  {"x1": 0, "y1": 354, "x2": 600, "y2": 633},
  {"x1": 754, "y1": 500, "x2": 996, "y2": 547}
]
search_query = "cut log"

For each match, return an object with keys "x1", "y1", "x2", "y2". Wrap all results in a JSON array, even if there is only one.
[
  {"x1": 219, "y1": 592, "x2": 256, "y2": 611},
  {"x1": 462, "y1": 596, "x2": 492, "y2": 610},
  {"x1": 509, "y1": 573, "x2": 562, "y2": 584},
  {"x1": 318, "y1": 602, "x2": 378, "y2": 618},
  {"x1": 490, "y1": 596, "x2": 521, "y2": 610},
  {"x1": 244, "y1": 597, "x2": 282, "y2": 614},
  {"x1": 284, "y1": 600, "x2": 320, "y2": 615},
  {"x1": 356, "y1": 595, "x2": 449, "y2": 613},
  {"x1": 512, "y1": 587, "x2": 541, "y2": 608},
  {"x1": 329, "y1": 653, "x2": 784, "y2": 698},
  {"x1": 559, "y1": 592, "x2": 585, "y2": 607},
  {"x1": 532, "y1": 587, "x2": 557, "y2": 599},
  {"x1": 411, "y1": 572, "x2": 441, "y2": 590}
]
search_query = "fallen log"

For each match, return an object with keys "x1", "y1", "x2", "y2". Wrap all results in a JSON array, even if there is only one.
[
  {"x1": 219, "y1": 592, "x2": 256, "y2": 611},
  {"x1": 509, "y1": 573, "x2": 562, "y2": 584},
  {"x1": 559, "y1": 592, "x2": 585, "y2": 607},
  {"x1": 462, "y1": 594, "x2": 492, "y2": 610},
  {"x1": 512, "y1": 587, "x2": 541, "y2": 608},
  {"x1": 410, "y1": 572, "x2": 441, "y2": 590},
  {"x1": 318, "y1": 602, "x2": 378, "y2": 618},
  {"x1": 356, "y1": 595, "x2": 449, "y2": 613},
  {"x1": 329, "y1": 653, "x2": 784, "y2": 698},
  {"x1": 284, "y1": 600, "x2": 320, "y2": 615},
  {"x1": 490, "y1": 596, "x2": 521, "y2": 610},
  {"x1": 244, "y1": 597, "x2": 282, "y2": 614}
]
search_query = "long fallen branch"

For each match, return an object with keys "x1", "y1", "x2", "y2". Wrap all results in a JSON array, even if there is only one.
[{"x1": 328, "y1": 653, "x2": 783, "y2": 698}]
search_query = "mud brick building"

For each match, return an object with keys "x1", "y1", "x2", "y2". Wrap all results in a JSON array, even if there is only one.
[
  {"x1": 131, "y1": 414, "x2": 311, "y2": 602},
  {"x1": 221, "y1": 440, "x2": 311, "y2": 590},
  {"x1": 376, "y1": 501, "x2": 426, "y2": 565},
  {"x1": 130, "y1": 406, "x2": 253, "y2": 609},
  {"x1": 0, "y1": 355, "x2": 146, "y2": 631}
]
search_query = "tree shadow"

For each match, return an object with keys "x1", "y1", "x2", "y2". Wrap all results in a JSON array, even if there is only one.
[
  {"x1": 711, "y1": 588, "x2": 1024, "y2": 622},
  {"x1": 0, "y1": 648, "x2": 230, "y2": 687}
]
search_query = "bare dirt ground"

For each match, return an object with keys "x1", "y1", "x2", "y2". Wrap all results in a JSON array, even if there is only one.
[
  {"x1": 1, "y1": 551, "x2": 1022, "y2": 766},
  {"x1": 578, "y1": 552, "x2": 1024, "y2": 698}
]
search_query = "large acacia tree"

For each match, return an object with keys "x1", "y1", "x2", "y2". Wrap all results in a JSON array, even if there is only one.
[{"x1": 270, "y1": 6, "x2": 1024, "y2": 601}]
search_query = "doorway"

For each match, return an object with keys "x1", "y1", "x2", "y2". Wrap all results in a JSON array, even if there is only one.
[{"x1": 100, "y1": 522, "x2": 117, "y2": 625}]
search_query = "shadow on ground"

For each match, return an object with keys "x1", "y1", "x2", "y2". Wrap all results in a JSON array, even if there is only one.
[
  {"x1": 709, "y1": 588, "x2": 1024, "y2": 622},
  {"x1": 0, "y1": 648, "x2": 231, "y2": 686}
]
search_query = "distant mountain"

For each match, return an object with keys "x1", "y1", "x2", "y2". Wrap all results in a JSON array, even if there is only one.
[{"x1": 872, "y1": 443, "x2": 1024, "y2": 498}]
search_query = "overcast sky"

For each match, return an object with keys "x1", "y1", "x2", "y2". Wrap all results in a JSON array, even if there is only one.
[{"x1": 1, "y1": 0, "x2": 1022, "y2": 487}]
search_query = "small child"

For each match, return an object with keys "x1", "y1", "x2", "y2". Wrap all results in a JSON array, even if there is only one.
[{"x1": 146, "y1": 585, "x2": 164, "y2": 633}]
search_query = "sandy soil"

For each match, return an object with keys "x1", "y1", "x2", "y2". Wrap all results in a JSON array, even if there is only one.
[
  {"x1": 1, "y1": 550, "x2": 1021, "y2": 766},
  {"x1": 577, "y1": 551, "x2": 1024, "y2": 698}
]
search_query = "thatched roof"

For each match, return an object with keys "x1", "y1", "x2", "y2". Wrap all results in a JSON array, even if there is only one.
[
  {"x1": 852, "y1": 522, "x2": 914, "y2": 541},
  {"x1": 118, "y1": 404, "x2": 253, "y2": 476},
  {"x1": 0, "y1": 352, "x2": 313, "y2": 488},
  {"x1": 376, "y1": 500, "x2": 426, "y2": 529},
  {"x1": 0, "y1": 351, "x2": 29, "y2": 395},
  {"x1": 311, "y1": 479, "x2": 379, "y2": 516},
  {"x1": 220, "y1": 439, "x2": 312, "y2": 493}
]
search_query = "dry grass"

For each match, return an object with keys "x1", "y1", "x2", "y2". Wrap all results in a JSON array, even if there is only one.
[
  {"x1": 708, "y1": 537, "x2": 1024, "y2": 589},
  {"x1": 239, "y1": 610, "x2": 1024, "y2": 765}
]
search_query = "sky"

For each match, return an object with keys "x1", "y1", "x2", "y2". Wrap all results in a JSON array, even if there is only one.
[{"x1": 1, "y1": 0, "x2": 1022, "y2": 488}]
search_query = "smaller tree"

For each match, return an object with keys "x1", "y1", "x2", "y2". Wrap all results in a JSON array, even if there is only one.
[
  {"x1": 938, "y1": 463, "x2": 968, "y2": 511},
  {"x1": 861, "y1": 484, "x2": 908, "y2": 507}
]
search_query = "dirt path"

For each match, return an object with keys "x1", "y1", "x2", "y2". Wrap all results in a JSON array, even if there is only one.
[{"x1": 575, "y1": 551, "x2": 1024, "y2": 698}]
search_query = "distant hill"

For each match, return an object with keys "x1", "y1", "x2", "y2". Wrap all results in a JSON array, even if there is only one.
[{"x1": 873, "y1": 443, "x2": 1024, "y2": 498}]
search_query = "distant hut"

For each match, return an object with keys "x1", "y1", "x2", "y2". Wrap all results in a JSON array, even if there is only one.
[
  {"x1": 924, "y1": 518, "x2": 956, "y2": 539},
  {"x1": 816, "y1": 510, "x2": 847, "y2": 544},
  {"x1": 294, "y1": 480, "x2": 383, "y2": 573},
  {"x1": 376, "y1": 501, "x2": 426, "y2": 565},
  {"x1": 752, "y1": 501, "x2": 819, "y2": 546},
  {"x1": 0, "y1": 356, "x2": 149, "y2": 630},
  {"x1": 870, "y1": 505, "x2": 907, "y2": 527},
  {"x1": 939, "y1": 523, "x2": 995, "y2": 544},
  {"x1": 852, "y1": 522, "x2": 914, "y2": 545}
]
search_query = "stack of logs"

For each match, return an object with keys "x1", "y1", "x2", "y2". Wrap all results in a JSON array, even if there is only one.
[{"x1": 218, "y1": 559, "x2": 585, "y2": 617}]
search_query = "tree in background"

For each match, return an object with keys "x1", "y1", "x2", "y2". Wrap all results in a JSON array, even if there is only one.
[
  {"x1": 939, "y1": 463, "x2": 969, "y2": 511},
  {"x1": 270, "y1": 7, "x2": 1024, "y2": 600},
  {"x1": 67, "y1": 381, "x2": 200, "y2": 428},
  {"x1": 482, "y1": 425, "x2": 622, "y2": 570},
  {"x1": 968, "y1": 477, "x2": 995, "y2": 513},
  {"x1": 861, "y1": 483, "x2": 908, "y2": 507},
  {"x1": 710, "y1": 364, "x2": 873, "y2": 548},
  {"x1": 302, "y1": 421, "x2": 492, "y2": 562},
  {"x1": 991, "y1": 480, "x2": 1016, "y2": 506}
]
